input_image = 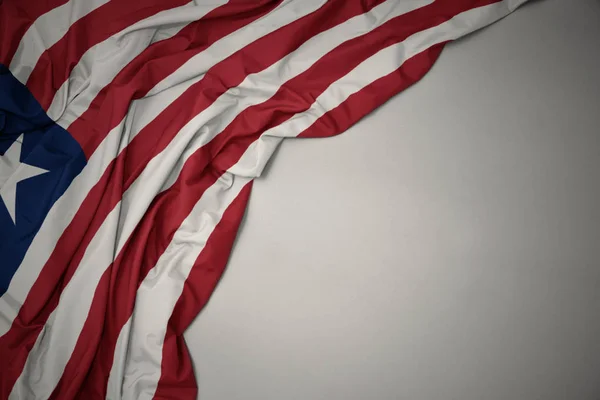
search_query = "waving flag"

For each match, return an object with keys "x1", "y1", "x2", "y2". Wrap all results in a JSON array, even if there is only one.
[{"x1": 0, "y1": 0, "x2": 529, "y2": 398}]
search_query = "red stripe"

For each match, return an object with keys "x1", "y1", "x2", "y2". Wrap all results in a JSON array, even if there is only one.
[
  {"x1": 74, "y1": 168, "x2": 252, "y2": 399},
  {"x1": 300, "y1": 47, "x2": 448, "y2": 140},
  {"x1": 154, "y1": 41, "x2": 448, "y2": 400},
  {"x1": 48, "y1": 1, "x2": 394, "y2": 397},
  {"x1": 25, "y1": 0, "x2": 191, "y2": 110},
  {"x1": 68, "y1": 0, "x2": 284, "y2": 159},
  {"x1": 0, "y1": 0, "x2": 70, "y2": 65},
  {"x1": 0, "y1": 1, "x2": 281, "y2": 396},
  {"x1": 153, "y1": 182, "x2": 253, "y2": 400},
  {"x1": 52, "y1": 165, "x2": 233, "y2": 399},
  {"x1": 153, "y1": 327, "x2": 198, "y2": 400}
]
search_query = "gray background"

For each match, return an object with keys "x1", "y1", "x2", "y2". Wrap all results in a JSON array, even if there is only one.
[{"x1": 186, "y1": 1, "x2": 600, "y2": 399}]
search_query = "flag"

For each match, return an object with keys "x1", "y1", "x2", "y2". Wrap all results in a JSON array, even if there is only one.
[{"x1": 0, "y1": 0, "x2": 529, "y2": 398}]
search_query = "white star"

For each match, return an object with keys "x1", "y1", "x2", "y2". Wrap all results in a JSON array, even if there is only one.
[{"x1": 0, "y1": 135, "x2": 49, "y2": 224}]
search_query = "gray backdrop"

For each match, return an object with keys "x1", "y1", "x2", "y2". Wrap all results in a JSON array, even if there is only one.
[{"x1": 186, "y1": 1, "x2": 600, "y2": 399}]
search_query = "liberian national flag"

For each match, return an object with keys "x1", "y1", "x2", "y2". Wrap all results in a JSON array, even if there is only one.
[{"x1": 0, "y1": 0, "x2": 528, "y2": 398}]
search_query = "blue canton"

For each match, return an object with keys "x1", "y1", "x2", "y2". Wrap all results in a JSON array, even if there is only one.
[{"x1": 0, "y1": 64, "x2": 87, "y2": 297}]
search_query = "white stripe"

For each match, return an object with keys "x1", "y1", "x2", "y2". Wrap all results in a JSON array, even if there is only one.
[
  {"x1": 132, "y1": 0, "x2": 433, "y2": 194},
  {"x1": 145, "y1": 0, "x2": 430, "y2": 98},
  {"x1": 124, "y1": 0, "x2": 328, "y2": 140},
  {"x1": 9, "y1": 0, "x2": 110, "y2": 84},
  {"x1": 0, "y1": 0, "x2": 322, "y2": 339},
  {"x1": 231, "y1": 0, "x2": 533, "y2": 179},
  {"x1": 112, "y1": 1, "x2": 531, "y2": 397},
  {"x1": 46, "y1": 1, "x2": 228, "y2": 122},
  {"x1": 109, "y1": 174, "x2": 251, "y2": 400},
  {"x1": 8, "y1": 202, "x2": 126, "y2": 400}
]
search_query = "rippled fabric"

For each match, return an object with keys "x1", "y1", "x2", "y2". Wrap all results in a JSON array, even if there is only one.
[{"x1": 0, "y1": 1, "x2": 530, "y2": 398}]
